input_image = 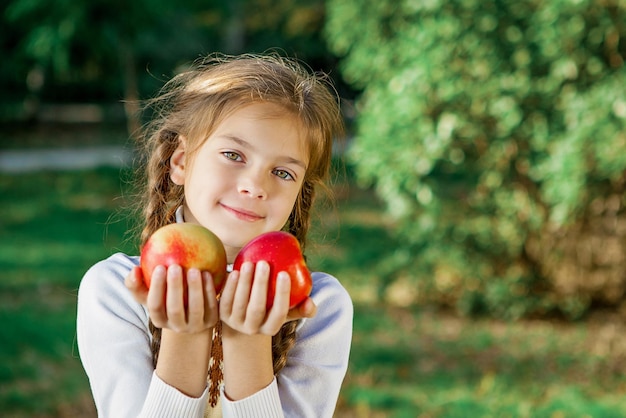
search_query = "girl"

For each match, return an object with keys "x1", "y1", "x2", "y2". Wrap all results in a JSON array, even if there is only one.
[{"x1": 76, "y1": 53, "x2": 353, "y2": 418}]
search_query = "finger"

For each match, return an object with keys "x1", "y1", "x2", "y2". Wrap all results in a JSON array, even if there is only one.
[
  {"x1": 186, "y1": 268, "x2": 204, "y2": 328},
  {"x1": 246, "y1": 261, "x2": 271, "y2": 326},
  {"x1": 219, "y1": 270, "x2": 239, "y2": 317},
  {"x1": 146, "y1": 265, "x2": 168, "y2": 327},
  {"x1": 286, "y1": 297, "x2": 318, "y2": 321},
  {"x1": 231, "y1": 262, "x2": 255, "y2": 322},
  {"x1": 203, "y1": 271, "x2": 219, "y2": 326},
  {"x1": 165, "y1": 265, "x2": 186, "y2": 330},
  {"x1": 125, "y1": 267, "x2": 149, "y2": 305},
  {"x1": 261, "y1": 272, "x2": 291, "y2": 335}
]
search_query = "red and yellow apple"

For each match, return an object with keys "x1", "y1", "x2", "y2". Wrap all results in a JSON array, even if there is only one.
[
  {"x1": 233, "y1": 231, "x2": 313, "y2": 309},
  {"x1": 140, "y1": 223, "x2": 228, "y2": 294}
]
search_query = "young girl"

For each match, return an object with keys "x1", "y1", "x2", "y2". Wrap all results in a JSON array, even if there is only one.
[{"x1": 76, "y1": 53, "x2": 353, "y2": 418}]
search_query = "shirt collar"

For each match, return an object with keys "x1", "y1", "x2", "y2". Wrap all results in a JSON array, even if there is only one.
[{"x1": 175, "y1": 206, "x2": 185, "y2": 223}]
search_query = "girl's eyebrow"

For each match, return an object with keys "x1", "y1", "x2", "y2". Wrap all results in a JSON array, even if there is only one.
[{"x1": 222, "y1": 134, "x2": 308, "y2": 170}]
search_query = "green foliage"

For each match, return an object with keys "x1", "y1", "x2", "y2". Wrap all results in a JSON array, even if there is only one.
[
  {"x1": 325, "y1": 0, "x2": 626, "y2": 319},
  {"x1": 0, "y1": 0, "x2": 336, "y2": 118}
]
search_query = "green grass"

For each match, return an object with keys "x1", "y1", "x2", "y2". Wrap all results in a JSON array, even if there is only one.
[
  {"x1": 0, "y1": 167, "x2": 135, "y2": 417},
  {"x1": 3, "y1": 167, "x2": 626, "y2": 417}
]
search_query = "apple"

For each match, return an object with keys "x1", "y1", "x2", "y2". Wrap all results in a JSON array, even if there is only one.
[
  {"x1": 233, "y1": 231, "x2": 313, "y2": 309},
  {"x1": 140, "y1": 223, "x2": 228, "y2": 295}
]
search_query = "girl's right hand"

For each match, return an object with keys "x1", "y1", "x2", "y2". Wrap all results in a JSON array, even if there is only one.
[
  {"x1": 219, "y1": 261, "x2": 317, "y2": 337},
  {"x1": 125, "y1": 265, "x2": 219, "y2": 334}
]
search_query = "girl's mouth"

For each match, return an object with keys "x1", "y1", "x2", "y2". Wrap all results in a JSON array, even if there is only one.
[{"x1": 220, "y1": 203, "x2": 264, "y2": 222}]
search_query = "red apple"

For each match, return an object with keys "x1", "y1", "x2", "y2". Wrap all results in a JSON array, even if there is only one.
[
  {"x1": 233, "y1": 231, "x2": 312, "y2": 309},
  {"x1": 140, "y1": 223, "x2": 228, "y2": 294}
]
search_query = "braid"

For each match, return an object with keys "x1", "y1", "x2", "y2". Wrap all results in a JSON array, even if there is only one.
[
  {"x1": 286, "y1": 179, "x2": 316, "y2": 251},
  {"x1": 149, "y1": 321, "x2": 161, "y2": 368},
  {"x1": 138, "y1": 129, "x2": 185, "y2": 368},
  {"x1": 140, "y1": 129, "x2": 184, "y2": 244},
  {"x1": 265, "y1": 178, "x2": 317, "y2": 376},
  {"x1": 272, "y1": 321, "x2": 299, "y2": 374}
]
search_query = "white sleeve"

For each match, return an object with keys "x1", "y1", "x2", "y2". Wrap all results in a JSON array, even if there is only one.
[
  {"x1": 220, "y1": 378, "x2": 283, "y2": 417},
  {"x1": 219, "y1": 272, "x2": 353, "y2": 418},
  {"x1": 278, "y1": 272, "x2": 353, "y2": 417},
  {"x1": 140, "y1": 372, "x2": 210, "y2": 417},
  {"x1": 76, "y1": 253, "x2": 209, "y2": 418}
]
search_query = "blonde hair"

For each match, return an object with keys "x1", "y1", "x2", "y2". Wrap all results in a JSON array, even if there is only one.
[{"x1": 134, "y1": 52, "x2": 344, "y2": 405}]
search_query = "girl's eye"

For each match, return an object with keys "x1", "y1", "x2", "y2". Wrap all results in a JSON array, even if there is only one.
[
  {"x1": 223, "y1": 151, "x2": 242, "y2": 161},
  {"x1": 274, "y1": 169, "x2": 294, "y2": 181}
]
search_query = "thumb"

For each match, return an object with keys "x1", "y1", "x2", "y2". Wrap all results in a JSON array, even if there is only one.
[
  {"x1": 286, "y1": 297, "x2": 317, "y2": 321},
  {"x1": 125, "y1": 266, "x2": 149, "y2": 305}
]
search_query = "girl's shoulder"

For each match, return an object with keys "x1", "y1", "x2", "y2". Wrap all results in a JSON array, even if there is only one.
[
  {"x1": 81, "y1": 252, "x2": 139, "y2": 283},
  {"x1": 301, "y1": 271, "x2": 353, "y2": 331},
  {"x1": 94, "y1": 252, "x2": 140, "y2": 270},
  {"x1": 310, "y1": 271, "x2": 352, "y2": 308},
  {"x1": 78, "y1": 253, "x2": 141, "y2": 306}
]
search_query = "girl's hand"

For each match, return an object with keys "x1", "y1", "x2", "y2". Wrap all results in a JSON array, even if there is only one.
[
  {"x1": 124, "y1": 265, "x2": 219, "y2": 333},
  {"x1": 219, "y1": 261, "x2": 317, "y2": 336}
]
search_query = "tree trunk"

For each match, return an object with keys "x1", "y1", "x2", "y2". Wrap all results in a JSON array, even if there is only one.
[{"x1": 120, "y1": 41, "x2": 141, "y2": 139}]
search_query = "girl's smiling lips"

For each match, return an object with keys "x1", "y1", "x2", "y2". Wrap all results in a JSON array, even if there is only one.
[{"x1": 220, "y1": 203, "x2": 265, "y2": 222}]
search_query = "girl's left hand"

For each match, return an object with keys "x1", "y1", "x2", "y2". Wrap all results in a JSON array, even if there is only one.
[
  {"x1": 219, "y1": 261, "x2": 317, "y2": 336},
  {"x1": 124, "y1": 265, "x2": 219, "y2": 334}
]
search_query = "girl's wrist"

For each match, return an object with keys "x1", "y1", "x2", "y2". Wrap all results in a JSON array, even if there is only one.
[
  {"x1": 156, "y1": 328, "x2": 213, "y2": 398},
  {"x1": 161, "y1": 326, "x2": 213, "y2": 339},
  {"x1": 220, "y1": 322, "x2": 274, "y2": 401},
  {"x1": 220, "y1": 321, "x2": 271, "y2": 341}
]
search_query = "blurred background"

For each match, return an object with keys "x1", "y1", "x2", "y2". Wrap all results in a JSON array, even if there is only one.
[{"x1": 2, "y1": 0, "x2": 626, "y2": 416}]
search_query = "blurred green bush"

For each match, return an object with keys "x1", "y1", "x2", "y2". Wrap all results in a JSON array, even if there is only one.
[{"x1": 325, "y1": 0, "x2": 626, "y2": 319}]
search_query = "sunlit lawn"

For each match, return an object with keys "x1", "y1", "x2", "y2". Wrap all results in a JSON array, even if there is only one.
[{"x1": 3, "y1": 166, "x2": 626, "y2": 417}]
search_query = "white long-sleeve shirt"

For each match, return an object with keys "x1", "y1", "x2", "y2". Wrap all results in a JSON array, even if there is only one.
[{"x1": 76, "y1": 252, "x2": 353, "y2": 417}]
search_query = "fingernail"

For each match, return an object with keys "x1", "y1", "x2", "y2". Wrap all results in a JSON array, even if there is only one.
[
  {"x1": 228, "y1": 270, "x2": 239, "y2": 281},
  {"x1": 257, "y1": 261, "x2": 269, "y2": 273},
  {"x1": 187, "y1": 268, "x2": 198, "y2": 282},
  {"x1": 241, "y1": 261, "x2": 254, "y2": 274}
]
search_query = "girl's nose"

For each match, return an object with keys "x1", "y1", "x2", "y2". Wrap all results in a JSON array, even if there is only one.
[{"x1": 237, "y1": 174, "x2": 268, "y2": 199}]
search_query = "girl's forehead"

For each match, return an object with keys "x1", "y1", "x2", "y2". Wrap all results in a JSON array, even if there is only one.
[
  {"x1": 201, "y1": 102, "x2": 309, "y2": 148},
  {"x1": 220, "y1": 102, "x2": 305, "y2": 136}
]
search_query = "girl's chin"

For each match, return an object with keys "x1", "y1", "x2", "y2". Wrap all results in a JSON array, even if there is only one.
[{"x1": 220, "y1": 238, "x2": 248, "y2": 259}]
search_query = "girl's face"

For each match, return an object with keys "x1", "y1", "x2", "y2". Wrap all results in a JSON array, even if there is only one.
[{"x1": 170, "y1": 102, "x2": 309, "y2": 262}]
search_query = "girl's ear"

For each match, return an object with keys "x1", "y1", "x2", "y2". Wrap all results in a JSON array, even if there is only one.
[{"x1": 170, "y1": 136, "x2": 187, "y2": 186}]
